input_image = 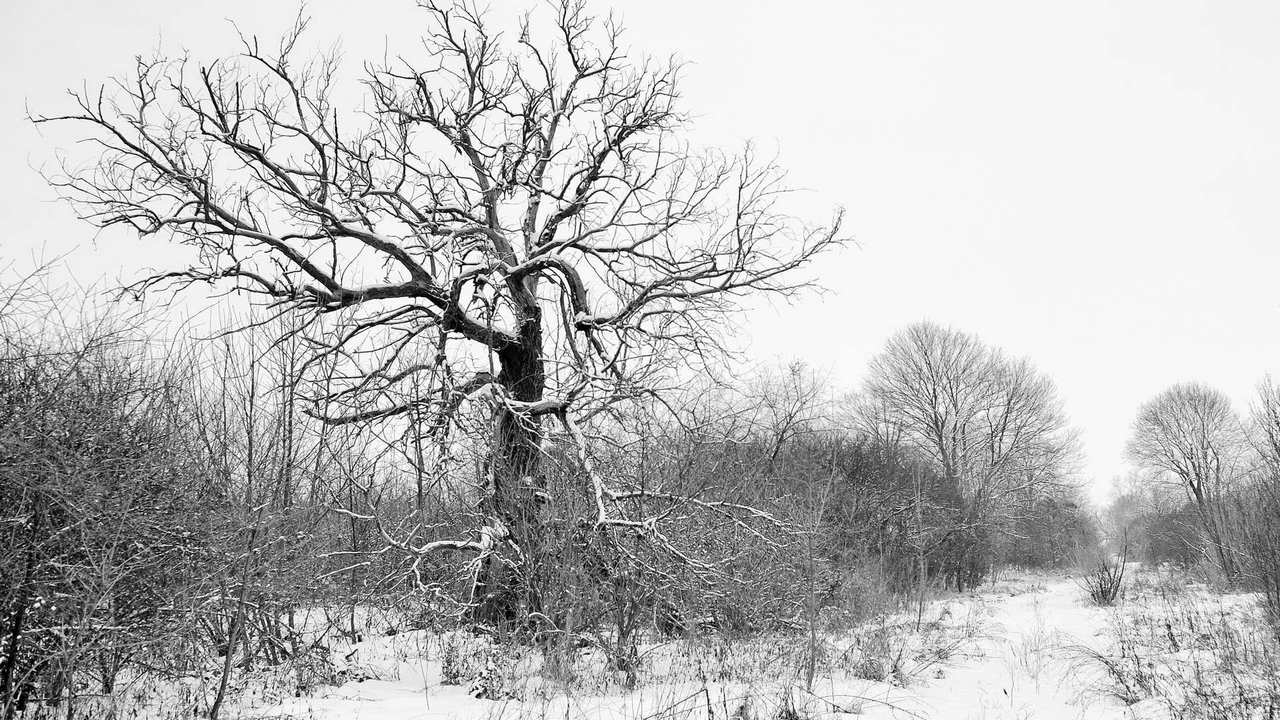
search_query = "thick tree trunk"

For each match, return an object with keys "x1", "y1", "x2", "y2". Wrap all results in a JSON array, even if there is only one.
[{"x1": 469, "y1": 307, "x2": 548, "y2": 631}]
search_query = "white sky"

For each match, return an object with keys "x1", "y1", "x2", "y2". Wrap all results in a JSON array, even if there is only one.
[{"x1": 4, "y1": 0, "x2": 1280, "y2": 498}]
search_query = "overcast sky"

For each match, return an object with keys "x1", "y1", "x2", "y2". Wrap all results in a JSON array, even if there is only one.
[{"x1": 4, "y1": 0, "x2": 1279, "y2": 498}]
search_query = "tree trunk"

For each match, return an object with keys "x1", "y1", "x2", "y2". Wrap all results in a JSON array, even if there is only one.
[
  {"x1": 1190, "y1": 483, "x2": 1238, "y2": 582},
  {"x1": 469, "y1": 307, "x2": 547, "y2": 631},
  {"x1": 1, "y1": 507, "x2": 40, "y2": 720},
  {"x1": 1204, "y1": 511, "x2": 1238, "y2": 582}
]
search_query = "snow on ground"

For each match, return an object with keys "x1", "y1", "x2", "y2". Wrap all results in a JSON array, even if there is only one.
[
  {"x1": 216, "y1": 572, "x2": 1150, "y2": 720},
  {"x1": 867, "y1": 574, "x2": 1129, "y2": 720},
  {"x1": 63, "y1": 570, "x2": 1270, "y2": 719}
]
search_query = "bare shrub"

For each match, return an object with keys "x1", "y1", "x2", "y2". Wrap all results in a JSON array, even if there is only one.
[{"x1": 1078, "y1": 546, "x2": 1128, "y2": 606}]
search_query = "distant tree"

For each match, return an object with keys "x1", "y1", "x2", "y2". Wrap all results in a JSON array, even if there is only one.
[
  {"x1": 1127, "y1": 382, "x2": 1249, "y2": 580},
  {"x1": 34, "y1": 1, "x2": 843, "y2": 626},
  {"x1": 860, "y1": 322, "x2": 1076, "y2": 588},
  {"x1": 863, "y1": 323, "x2": 1073, "y2": 501}
]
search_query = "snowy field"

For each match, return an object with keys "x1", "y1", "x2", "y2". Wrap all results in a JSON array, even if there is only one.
[{"x1": 47, "y1": 567, "x2": 1277, "y2": 720}]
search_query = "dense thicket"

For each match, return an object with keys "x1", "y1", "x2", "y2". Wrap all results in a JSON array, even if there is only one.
[{"x1": 0, "y1": 288, "x2": 231, "y2": 714}]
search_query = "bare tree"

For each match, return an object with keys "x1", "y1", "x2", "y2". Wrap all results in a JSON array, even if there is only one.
[
  {"x1": 34, "y1": 1, "x2": 843, "y2": 626},
  {"x1": 863, "y1": 323, "x2": 1072, "y2": 508},
  {"x1": 1127, "y1": 382, "x2": 1249, "y2": 580},
  {"x1": 860, "y1": 322, "x2": 1075, "y2": 587}
]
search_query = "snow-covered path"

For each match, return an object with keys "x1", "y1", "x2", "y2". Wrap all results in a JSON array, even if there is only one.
[{"x1": 861, "y1": 574, "x2": 1132, "y2": 720}]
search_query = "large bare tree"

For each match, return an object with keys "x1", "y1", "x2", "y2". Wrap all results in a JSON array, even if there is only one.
[
  {"x1": 34, "y1": 1, "x2": 843, "y2": 625},
  {"x1": 1127, "y1": 382, "x2": 1249, "y2": 579}
]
